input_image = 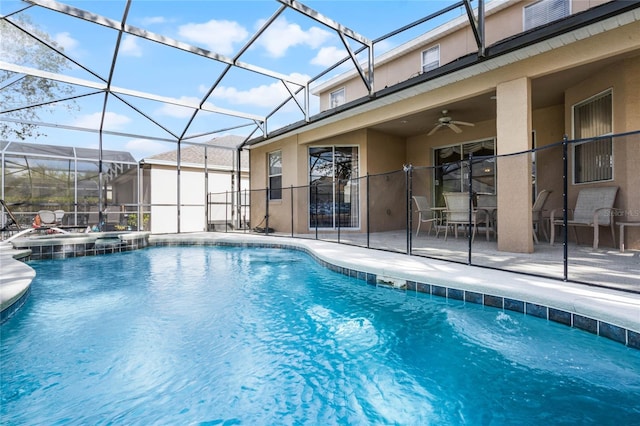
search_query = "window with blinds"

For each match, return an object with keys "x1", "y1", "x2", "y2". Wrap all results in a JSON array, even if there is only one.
[
  {"x1": 573, "y1": 91, "x2": 613, "y2": 184},
  {"x1": 421, "y1": 45, "x2": 440, "y2": 73},
  {"x1": 524, "y1": 0, "x2": 570, "y2": 31}
]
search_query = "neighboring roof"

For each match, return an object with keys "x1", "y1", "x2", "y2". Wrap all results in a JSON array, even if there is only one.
[
  {"x1": 144, "y1": 135, "x2": 249, "y2": 170},
  {"x1": 0, "y1": 140, "x2": 136, "y2": 164},
  {"x1": 246, "y1": 0, "x2": 640, "y2": 148}
]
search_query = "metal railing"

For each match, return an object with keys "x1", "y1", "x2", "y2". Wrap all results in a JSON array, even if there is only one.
[{"x1": 208, "y1": 131, "x2": 640, "y2": 293}]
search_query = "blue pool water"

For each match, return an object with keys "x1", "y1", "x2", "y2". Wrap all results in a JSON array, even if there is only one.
[{"x1": 1, "y1": 246, "x2": 639, "y2": 425}]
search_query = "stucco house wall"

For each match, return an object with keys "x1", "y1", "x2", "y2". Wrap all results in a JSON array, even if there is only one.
[
  {"x1": 149, "y1": 165, "x2": 249, "y2": 234},
  {"x1": 143, "y1": 136, "x2": 250, "y2": 234},
  {"x1": 317, "y1": 0, "x2": 616, "y2": 111},
  {"x1": 149, "y1": 167, "x2": 179, "y2": 234},
  {"x1": 247, "y1": 1, "x2": 640, "y2": 251},
  {"x1": 563, "y1": 55, "x2": 640, "y2": 247}
]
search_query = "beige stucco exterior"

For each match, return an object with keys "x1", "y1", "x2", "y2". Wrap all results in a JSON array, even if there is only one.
[
  {"x1": 496, "y1": 77, "x2": 533, "y2": 252},
  {"x1": 316, "y1": 0, "x2": 616, "y2": 109},
  {"x1": 248, "y1": 1, "x2": 640, "y2": 252}
]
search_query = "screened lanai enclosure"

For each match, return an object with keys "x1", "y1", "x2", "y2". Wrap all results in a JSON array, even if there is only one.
[
  {"x1": 2, "y1": 0, "x2": 416, "y2": 236},
  {"x1": 1, "y1": 141, "x2": 139, "y2": 231},
  {"x1": 1, "y1": 139, "x2": 248, "y2": 234}
]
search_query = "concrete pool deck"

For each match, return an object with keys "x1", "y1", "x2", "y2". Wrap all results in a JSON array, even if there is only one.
[
  {"x1": 0, "y1": 244, "x2": 34, "y2": 322},
  {"x1": 2, "y1": 232, "x2": 639, "y2": 347}
]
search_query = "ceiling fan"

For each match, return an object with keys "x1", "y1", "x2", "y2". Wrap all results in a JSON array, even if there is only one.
[{"x1": 427, "y1": 110, "x2": 475, "y2": 135}]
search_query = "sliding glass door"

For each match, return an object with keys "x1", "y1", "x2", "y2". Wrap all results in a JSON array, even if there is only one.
[
  {"x1": 309, "y1": 146, "x2": 359, "y2": 229},
  {"x1": 434, "y1": 139, "x2": 495, "y2": 206}
]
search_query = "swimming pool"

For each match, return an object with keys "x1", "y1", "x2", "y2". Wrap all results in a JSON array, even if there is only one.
[{"x1": 1, "y1": 246, "x2": 639, "y2": 424}]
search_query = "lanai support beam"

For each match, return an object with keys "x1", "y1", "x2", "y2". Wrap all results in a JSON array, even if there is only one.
[
  {"x1": 463, "y1": 0, "x2": 485, "y2": 57},
  {"x1": 278, "y1": 0, "x2": 374, "y2": 94},
  {"x1": 25, "y1": 0, "x2": 306, "y2": 87},
  {"x1": 337, "y1": 32, "x2": 372, "y2": 95}
]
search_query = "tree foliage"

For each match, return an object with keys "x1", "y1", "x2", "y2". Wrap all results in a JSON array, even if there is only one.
[{"x1": 0, "y1": 14, "x2": 77, "y2": 141}]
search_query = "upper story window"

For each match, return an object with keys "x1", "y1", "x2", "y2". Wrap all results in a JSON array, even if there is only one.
[
  {"x1": 524, "y1": 0, "x2": 570, "y2": 31},
  {"x1": 268, "y1": 150, "x2": 282, "y2": 200},
  {"x1": 330, "y1": 88, "x2": 345, "y2": 108},
  {"x1": 573, "y1": 90, "x2": 613, "y2": 184},
  {"x1": 421, "y1": 45, "x2": 440, "y2": 73}
]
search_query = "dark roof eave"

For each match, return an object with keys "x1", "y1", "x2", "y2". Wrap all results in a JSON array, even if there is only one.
[{"x1": 245, "y1": 0, "x2": 640, "y2": 147}]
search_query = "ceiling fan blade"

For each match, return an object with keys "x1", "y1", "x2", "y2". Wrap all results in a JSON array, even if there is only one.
[
  {"x1": 448, "y1": 123, "x2": 463, "y2": 133},
  {"x1": 428, "y1": 124, "x2": 443, "y2": 136},
  {"x1": 450, "y1": 120, "x2": 475, "y2": 127}
]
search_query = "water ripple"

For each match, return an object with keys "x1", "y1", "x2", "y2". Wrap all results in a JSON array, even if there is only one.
[{"x1": 2, "y1": 246, "x2": 639, "y2": 425}]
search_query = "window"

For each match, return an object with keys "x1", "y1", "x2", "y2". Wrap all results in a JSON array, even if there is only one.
[
  {"x1": 434, "y1": 139, "x2": 495, "y2": 206},
  {"x1": 330, "y1": 88, "x2": 345, "y2": 108},
  {"x1": 421, "y1": 45, "x2": 440, "y2": 73},
  {"x1": 309, "y1": 146, "x2": 359, "y2": 228},
  {"x1": 573, "y1": 91, "x2": 613, "y2": 184},
  {"x1": 268, "y1": 151, "x2": 282, "y2": 200},
  {"x1": 524, "y1": 0, "x2": 570, "y2": 31}
]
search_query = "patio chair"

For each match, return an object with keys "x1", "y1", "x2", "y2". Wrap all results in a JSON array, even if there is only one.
[
  {"x1": 412, "y1": 195, "x2": 439, "y2": 237},
  {"x1": 54, "y1": 209, "x2": 65, "y2": 225},
  {"x1": 443, "y1": 192, "x2": 477, "y2": 241},
  {"x1": 476, "y1": 193, "x2": 497, "y2": 240},
  {"x1": 532, "y1": 189, "x2": 551, "y2": 243},
  {"x1": 549, "y1": 186, "x2": 618, "y2": 249},
  {"x1": 37, "y1": 210, "x2": 57, "y2": 226}
]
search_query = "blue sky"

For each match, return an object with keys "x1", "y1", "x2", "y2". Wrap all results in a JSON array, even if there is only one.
[{"x1": 1, "y1": 0, "x2": 470, "y2": 160}]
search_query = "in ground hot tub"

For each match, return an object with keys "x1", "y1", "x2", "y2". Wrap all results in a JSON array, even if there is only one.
[{"x1": 9, "y1": 231, "x2": 150, "y2": 260}]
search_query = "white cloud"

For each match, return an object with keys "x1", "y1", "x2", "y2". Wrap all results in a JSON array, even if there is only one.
[
  {"x1": 374, "y1": 39, "x2": 399, "y2": 56},
  {"x1": 311, "y1": 46, "x2": 347, "y2": 67},
  {"x1": 72, "y1": 112, "x2": 131, "y2": 130},
  {"x1": 125, "y1": 138, "x2": 170, "y2": 157},
  {"x1": 256, "y1": 17, "x2": 333, "y2": 58},
  {"x1": 120, "y1": 35, "x2": 142, "y2": 57},
  {"x1": 178, "y1": 19, "x2": 248, "y2": 55},
  {"x1": 54, "y1": 32, "x2": 79, "y2": 53},
  {"x1": 211, "y1": 73, "x2": 310, "y2": 108},
  {"x1": 155, "y1": 96, "x2": 202, "y2": 118},
  {"x1": 141, "y1": 16, "x2": 166, "y2": 26}
]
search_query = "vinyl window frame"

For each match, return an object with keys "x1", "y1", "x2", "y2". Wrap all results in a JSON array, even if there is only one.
[
  {"x1": 330, "y1": 88, "x2": 345, "y2": 108},
  {"x1": 268, "y1": 150, "x2": 282, "y2": 201},
  {"x1": 421, "y1": 45, "x2": 440, "y2": 73}
]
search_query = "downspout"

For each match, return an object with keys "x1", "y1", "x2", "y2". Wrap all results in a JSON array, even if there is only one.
[
  {"x1": 236, "y1": 143, "x2": 246, "y2": 230},
  {"x1": 236, "y1": 129, "x2": 265, "y2": 230}
]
